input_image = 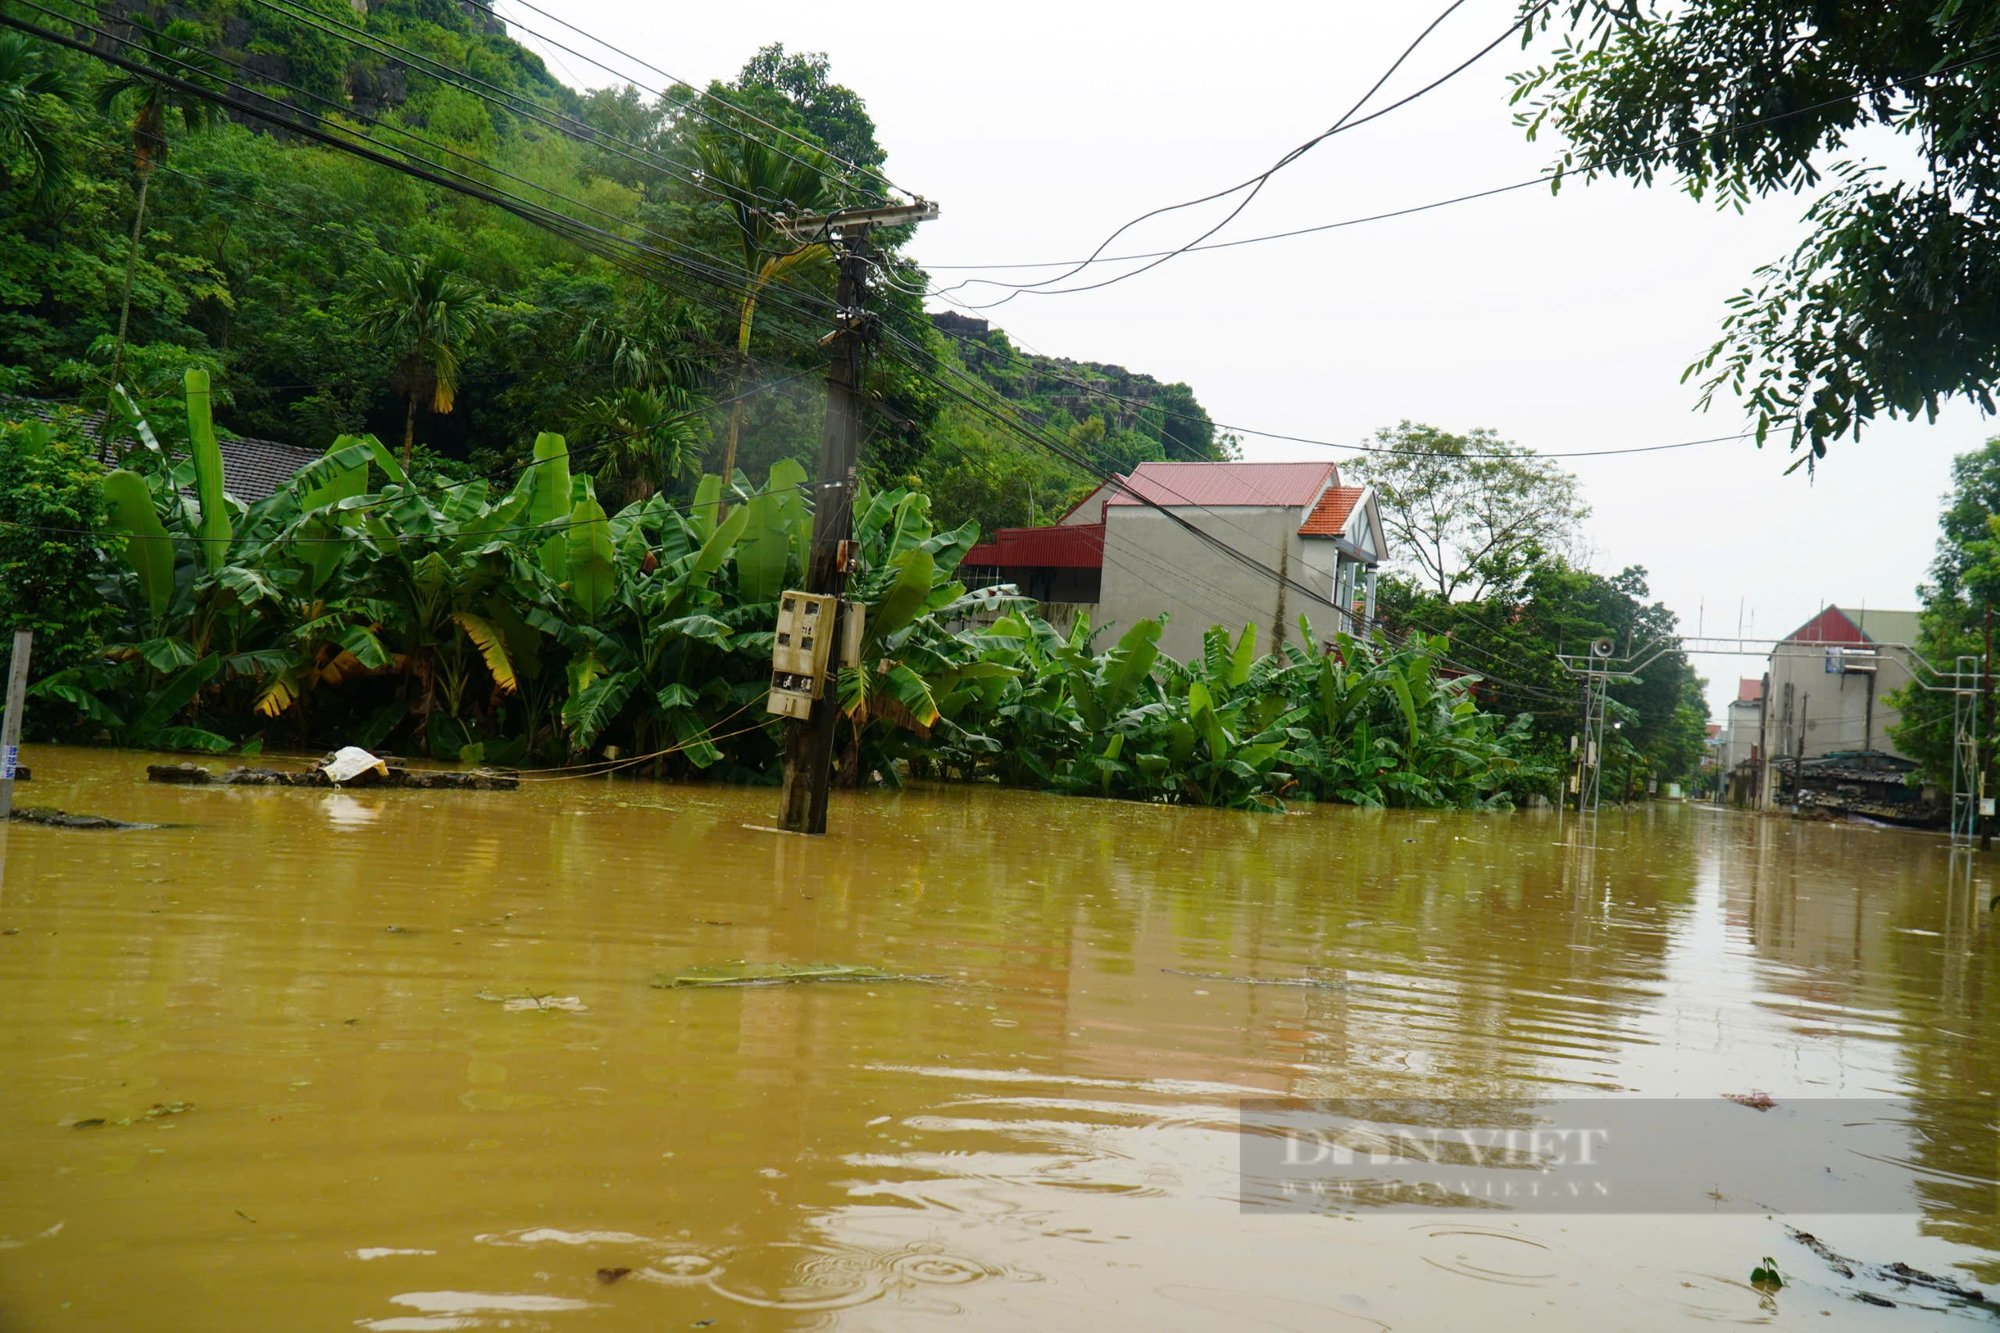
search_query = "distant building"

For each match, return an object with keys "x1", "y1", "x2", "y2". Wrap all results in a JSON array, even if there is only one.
[
  {"x1": 1719, "y1": 678, "x2": 1764, "y2": 805},
  {"x1": 1756, "y1": 605, "x2": 1932, "y2": 820},
  {"x1": 960, "y1": 460, "x2": 1388, "y2": 662},
  {"x1": 2, "y1": 396, "x2": 319, "y2": 502}
]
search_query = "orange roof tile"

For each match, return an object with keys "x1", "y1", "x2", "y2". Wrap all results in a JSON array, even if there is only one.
[{"x1": 1299, "y1": 485, "x2": 1365, "y2": 537}]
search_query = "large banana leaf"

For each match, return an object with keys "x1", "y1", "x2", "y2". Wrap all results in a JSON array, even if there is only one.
[
  {"x1": 768, "y1": 458, "x2": 811, "y2": 572},
  {"x1": 688, "y1": 473, "x2": 722, "y2": 544},
  {"x1": 526, "y1": 432, "x2": 571, "y2": 581},
  {"x1": 101, "y1": 468, "x2": 173, "y2": 622},
  {"x1": 866, "y1": 547, "x2": 937, "y2": 645},
  {"x1": 184, "y1": 369, "x2": 231, "y2": 571},
  {"x1": 735, "y1": 464, "x2": 798, "y2": 605},
  {"x1": 128, "y1": 654, "x2": 220, "y2": 744},
  {"x1": 450, "y1": 611, "x2": 518, "y2": 696},
  {"x1": 1091, "y1": 617, "x2": 1162, "y2": 728},
  {"x1": 565, "y1": 493, "x2": 617, "y2": 622}
]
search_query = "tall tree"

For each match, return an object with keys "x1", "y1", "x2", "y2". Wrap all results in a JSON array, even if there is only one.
[
  {"x1": 688, "y1": 129, "x2": 839, "y2": 497},
  {"x1": 1346, "y1": 422, "x2": 1589, "y2": 601},
  {"x1": 95, "y1": 14, "x2": 218, "y2": 392},
  {"x1": 733, "y1": 44, "x2": 887, "y2": 184},
  {"x1": 1890, "y1": 441, "x2": 2000, "y2": 786},
  {"x1": 353, "y1": 254, "x2": 488, "y2": 470},
  {"x1": 570, "y1": 386, "x2": 704, "y2": 507},
  {"x1": 1512, "y1": 1, "x2": 2000, "y2": 464},
  {"x1": 0, "y1": 30, "x2": 76, "y2": 203}
]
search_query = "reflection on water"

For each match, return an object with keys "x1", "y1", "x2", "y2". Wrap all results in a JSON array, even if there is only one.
[{"x1": 0, "y1": 748, "x2": 1994, "y2": 1329}]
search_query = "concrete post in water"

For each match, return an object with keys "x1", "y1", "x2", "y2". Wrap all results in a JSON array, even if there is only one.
[{"x1": 0, "y1": 629, "x2": 32, "y2": 821}]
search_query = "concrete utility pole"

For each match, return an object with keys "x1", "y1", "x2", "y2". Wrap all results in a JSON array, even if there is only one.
[
  {"x1": 0, "y1": 630, "x2": 32, "y2": 822},
  {"x1": 1984, "y1": 605, "x2": 1993, "y2": 852},
  {"x1": 777, "y1": 200, "x2": 939, "y2": 835}
]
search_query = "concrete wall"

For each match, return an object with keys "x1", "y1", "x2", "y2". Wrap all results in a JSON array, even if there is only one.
[
  {"x1": 1758, "y1": 643, "x2": 1918, "y2": 764},
  {"x1": 1096, "y1": 506, "x2": 1340, "y2": 663},
  {"x1": 1722, "y1": 699, "x2": 1761, "y2": 771}
]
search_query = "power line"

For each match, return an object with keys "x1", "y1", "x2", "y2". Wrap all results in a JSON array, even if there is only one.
[
  {"x1": 953, "y1": 0, "x2": 1546, "y2": 308},
  {"x1": 234, "y1": 0, "x2": 765, "y2": 211},
  {"x1": 882, "y1": 339, "x2": 1578, "y2": 702},
  {"x1": 467, "y1": 0, "x2": 912, "y2": 204},
  {"x1": 8, "y1": 6, "x2": 839, "y2": 339},
  {"x1": 922, "y1": 38, "x2": 2000, "y2": 286},
  {"x1": 883, "y1": 299, "x2": 1755, "y2": 461}
]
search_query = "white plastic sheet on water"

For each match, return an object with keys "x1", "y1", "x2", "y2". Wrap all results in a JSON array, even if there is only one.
[{"x1": 322, "y1": 746, "x2": 387, "y2": 785}]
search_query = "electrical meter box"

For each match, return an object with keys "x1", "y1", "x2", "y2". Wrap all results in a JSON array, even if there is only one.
[{"x1": 769, "y1": 591, "x2": 838, "y2": 719}]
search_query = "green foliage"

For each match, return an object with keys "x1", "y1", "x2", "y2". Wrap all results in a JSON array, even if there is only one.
[
  {"x1": 922, "y1": 321, "x2": 1235, "y2": 533},
  {"x1": 1377, "y1": 560, "x2": 1711, "y2": 795},
  {"x1": 0, "y1": 411, "x2": 114, "y2": 735},
  {"x1": 928, "y1": 611, "x2": 1539, "y2": 810},
  {"x1": 1514, "y1": 0, "x2": 2000, "y2": 461},
  {"x1": 1890, "y1": 439, "x2": 2000, "y2": 784},
  {"x1": 1347, "y1": 422, "x2": 1590, "y2": 600},
  {"x1": 0, "y1": 29, "x2": 78, "y2": 202},
  {"x1": 28, "y1": 375, "x2": 1533, "y2": 810}
]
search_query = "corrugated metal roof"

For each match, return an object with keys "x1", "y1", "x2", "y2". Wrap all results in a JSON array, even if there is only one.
[
  {"x1": 961, "y1": 522, "x2": 1105, "y2": 570},
  {"x1": 1299, "y1": 485, "x2": 1365, "y2": 537},
  {"x1": 1104, "y1": 461, "x2": 1338, "y2": 509},
  {"x1": 1, "y1": 396, "x2": 321, "y2": 502},
  {"x1": 1835, "y1": 606, "x2": 1922, "y2": 648},
  {"x1": 1780, "y1": 606, "x2": 1923, "y2": 648}
]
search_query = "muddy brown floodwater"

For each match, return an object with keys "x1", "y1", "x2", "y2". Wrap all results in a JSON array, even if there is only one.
[{"x1": 1, "y1": 747, "x2": 1996, "y2": 1330}]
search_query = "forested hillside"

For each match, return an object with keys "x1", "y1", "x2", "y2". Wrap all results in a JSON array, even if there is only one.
[{"x1": 0, "y1": 0, "x2": 1224, "y2": 533}]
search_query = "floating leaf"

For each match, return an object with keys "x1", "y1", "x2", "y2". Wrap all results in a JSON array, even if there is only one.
[{"x1": 651, "y1": 962, "x2": 944, "y2": 989}]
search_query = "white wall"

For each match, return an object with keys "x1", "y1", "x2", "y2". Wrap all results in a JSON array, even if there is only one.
[
  {"x1": 1096, "y1": 506, "x2": 1340, "y2": 663},
  {"x1": 1758, "y1": 645, "x2": 1918, "y2": 763}
]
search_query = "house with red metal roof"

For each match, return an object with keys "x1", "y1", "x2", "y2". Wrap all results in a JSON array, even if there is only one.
[
  {"x1": 1752, "y1": 605, "x2": 1928, "y2": 814},
  {"x1": 960, "y1": 460, "x2": 1388, "y2": 661}
]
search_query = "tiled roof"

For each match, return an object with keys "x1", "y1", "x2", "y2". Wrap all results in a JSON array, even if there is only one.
[
  {"x1": 962, "y1": 522, "x2": 1104, "y2": 570},
  {"x1": 1299, "y1": 485, "x2": 1365, "y2": 537},
  {"x1": 1736, "y1": 678, "x2": 1763, "y2": 703},
  {"x1": 1, "y1": 396, "x2": 320, "y2": 502},
  {"x1": 1104, "y1": 461, "x2": 1338, "y2": 509}
]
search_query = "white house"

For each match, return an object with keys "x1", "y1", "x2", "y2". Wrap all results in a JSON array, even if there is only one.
[{"x1": 961, "y1": 460, "x2": 1388, "y2": 663}]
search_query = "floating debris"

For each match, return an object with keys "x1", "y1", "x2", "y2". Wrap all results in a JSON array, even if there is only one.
[
  {"x1": 652, "y1": 962, "x2": 945, "y2": 989},
  {"x1": 70, "y1": 1101, "x2": 193, "y2": 1129},
  {"x1": 1723, "y1": 1091, "x2": 1778, "y2": 1111},
  {"x1": 475, "y1": 991, "x2": 589, "y2": 1013},
  {"x1": 8, "y1": 807, "x2": 158, "y2": 831},
  {"x1": 1789, "y1": 1228, "x2": 1994, "y2": 1310},
  {"x1": 596, "y1": 1267, "x2": 632, "y2": 1285},
  {"x1": 1161, "y1": 968, "x2": 1346, "y2": 989},
  {"x1": 147, "y1": 760, "x2": 518, "y2": 791}
]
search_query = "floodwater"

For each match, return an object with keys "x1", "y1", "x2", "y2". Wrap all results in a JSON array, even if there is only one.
[{"x1": 0, "y1": 748, "x2": 1995, "y2": 1331}]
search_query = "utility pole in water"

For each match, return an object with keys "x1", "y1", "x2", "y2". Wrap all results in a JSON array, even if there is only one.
[
  {"x1": 1984, "y1": 605, "x2": 1993, "y2": 852},
  {"x1": 775, "y1": 201, "x2": 939, "y2": 835},
  {"x1": 0, "y1": 629, "x2": 32, "y2": 821}
]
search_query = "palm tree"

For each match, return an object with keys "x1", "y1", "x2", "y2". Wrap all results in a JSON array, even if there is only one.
[
  {"x1": 689, "y1": 131, "x2": 844, "y2": 505},
  {"x1": 0, "y1": 31, "x2": 78, "y2": 204},
  {"x1": 353, "y1": 253, "x2": 488, "y2": 471},
  {"x1": 95, "y1": 16, "x2": 219, "y2": 391},
  {"x1": 572, "y1": 386, "x2": 704, "y2": 507}
]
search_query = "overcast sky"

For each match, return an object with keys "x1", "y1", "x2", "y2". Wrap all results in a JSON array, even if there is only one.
[{"x1": 505, "y1": 0, "x2": 1980, "y2": 718}]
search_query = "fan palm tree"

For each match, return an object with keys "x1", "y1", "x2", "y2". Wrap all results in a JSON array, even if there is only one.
[
  {"x1": 95, "y1": 16, "x2": 219, "y2": 391},
  {"x1": 572, "y1": 386, "x2": 704, "y2": 507},
  {"x1": 689, "y1": 131, "x2": 844, "y2": 505},
  {"x1": 0, "y1": 31, "x2": 78, "y2": 204},
  {"x1": 353, "y1": 253, "x2": 489, "y2": 470}
]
